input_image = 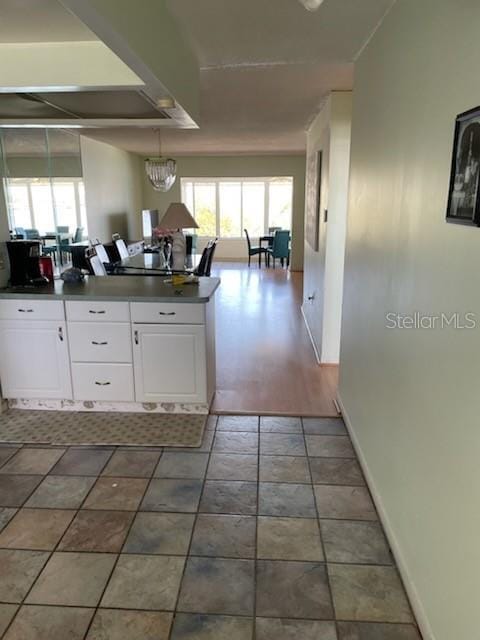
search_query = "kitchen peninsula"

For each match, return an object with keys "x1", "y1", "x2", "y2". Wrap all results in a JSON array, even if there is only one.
[{"x1": 0, "y1": 276, "x2": 219, "y2": 414}]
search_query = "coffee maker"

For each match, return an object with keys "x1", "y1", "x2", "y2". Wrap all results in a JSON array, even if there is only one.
[{"x1": 6, "y1": 240, "x2": 48, "y2": 287}]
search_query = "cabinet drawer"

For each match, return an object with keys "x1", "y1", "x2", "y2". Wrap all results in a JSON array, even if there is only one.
[
  {"x1": 0, "y1": 300, "x2": 64, "y2": 321},
  {"x1": 71, "y1": 363, "x2": 134, "y2": 401},
  {"x1": 131, "y1": 302, "x2": 205, "y2": 324},
  {"x1": 66, "y1": 301, "x2": 130, "y2": 322},
  {"x1": 68, "y1": 322, "x2": 132, "y2": 363}
]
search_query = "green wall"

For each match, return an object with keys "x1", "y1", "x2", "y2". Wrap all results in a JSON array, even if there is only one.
[{"x1": 339, "y1": 1, "x2": 480, "y2": 638}]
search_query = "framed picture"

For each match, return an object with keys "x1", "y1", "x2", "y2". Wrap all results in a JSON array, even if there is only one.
[
  {"x1": 446, "y1": 106, "x2": 480, "y2": 226},
  {"x1": 306, "y1": 150, "x2": 322, "y2": 250}
]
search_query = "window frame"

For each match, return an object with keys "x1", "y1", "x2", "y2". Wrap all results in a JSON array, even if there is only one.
[
  {"x1": 4, "y1": 177, "x2": 87, "y2": 235},
  {"x1": 180, "y1": 176, "x2": 294, "y2": 239}
]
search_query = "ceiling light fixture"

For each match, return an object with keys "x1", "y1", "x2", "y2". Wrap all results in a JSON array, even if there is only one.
[
  {"x1": 298, "y1": 0, "x2": 325, "y2": 11},
  {"x1": 145, "y1": 129, "x2": 177, "y2": 192}
]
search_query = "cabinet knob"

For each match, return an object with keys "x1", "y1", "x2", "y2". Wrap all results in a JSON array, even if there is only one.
[{"x1": 307, "y1": 295, "x2": 315, "y2": 301}]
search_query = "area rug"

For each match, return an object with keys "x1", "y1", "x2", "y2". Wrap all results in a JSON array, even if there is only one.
[{"x1": 0, "y1": 410, "x2": 207, "y2": 447}]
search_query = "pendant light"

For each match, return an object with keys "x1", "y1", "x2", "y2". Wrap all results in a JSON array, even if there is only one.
[{"x1": 145, "y1": 129, "x2": 177, "y2": 192}]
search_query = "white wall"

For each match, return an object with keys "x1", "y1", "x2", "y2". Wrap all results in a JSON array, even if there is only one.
[
  {"x1": 303, "y1": 92, "x2": 352, "y2": 363},
  {"x1": 81, "y1": 136, "x2": 143, "y2": 243},
  {"x1": 141, "y1": 155, "x2": 306, "y2": 271},
  {"x1": 339, "y1": 2, "x2": 480, "y2": 639}
]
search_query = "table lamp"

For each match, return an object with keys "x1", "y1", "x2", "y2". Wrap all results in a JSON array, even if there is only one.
[{"x1": 158, "y1": 203, "x2": 199, "y2": 270}]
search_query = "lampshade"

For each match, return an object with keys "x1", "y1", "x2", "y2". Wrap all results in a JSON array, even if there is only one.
[{"x1": 159, "y1": 203, "x2": 199, "y2": 229}]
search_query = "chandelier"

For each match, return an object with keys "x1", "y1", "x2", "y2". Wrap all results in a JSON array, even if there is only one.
[{"x1": 145, "y1": 129, "x2": 177, "y2": 192}]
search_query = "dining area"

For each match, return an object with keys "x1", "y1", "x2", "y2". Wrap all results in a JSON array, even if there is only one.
[
  {"x1": 11, "y1": 226, "x2": 84, "y2": 267},
  {"x1": 244, "y1": 227, "x2": 291, "y2": 268}
]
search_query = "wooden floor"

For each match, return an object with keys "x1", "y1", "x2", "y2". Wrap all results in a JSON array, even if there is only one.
[{"x1": 210, "y1": 262, "x2": 339, "y2": 416}]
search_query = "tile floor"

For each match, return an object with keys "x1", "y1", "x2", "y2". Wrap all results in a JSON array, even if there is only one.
[{"x1": 0, "y1": 415, "x2": 422, "y2": 640}]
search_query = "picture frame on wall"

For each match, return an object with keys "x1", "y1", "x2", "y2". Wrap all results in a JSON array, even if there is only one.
[
  {"x1": 446, "y1": 106, "x2": 480, "y2": 226},
  {"x1": 306, "y1": 150, "x2": 322, "y2": 250}
]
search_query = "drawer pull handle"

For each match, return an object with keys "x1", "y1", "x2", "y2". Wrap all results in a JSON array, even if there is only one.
[
  {"x1": 92, "y1": 341, "x2": 108, "y2": 346},
  {"x1": 134, "y1": 330, "x2": 139, "y2": 345},
  {"x1": 18, "y1": 308, "x2": 33, "y2": 313},
  {"x1": 95, "y1": 381, "x2": 111, "y2": 386},
  {"x1": 58, "y1": 327, "x2": 64, "y2": 342},
  {"x1": 89, "y1": 310, "x2": 106, "y2": 314},
  {"x1": 159, "y1": 311, "x2": 176, "y2": 316}
]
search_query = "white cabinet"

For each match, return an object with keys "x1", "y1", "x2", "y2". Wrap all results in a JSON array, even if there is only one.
[
  {"x1": 71, "y1": 363, "x2": 134, "y2": 401},
  {"x1": 68, "y1": 322, "x2": 132, "y2": 363},
  {"x1": 133, "y1": 324, "x2": 207, "y2": 403},
  {"x1": 0, "y1": 320, "x2": 72, "y2": 399}
]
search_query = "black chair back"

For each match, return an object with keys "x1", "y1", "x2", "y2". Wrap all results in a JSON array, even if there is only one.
[
  {"x1": 204, "y1": 238, "x2": 218, "y2": 277},
  {"x1": 244, "y1": 228, "x2": 252, "y2": 252},
  {"x1": 195, "y1": 238, "x2": 218, "y2": 277}
]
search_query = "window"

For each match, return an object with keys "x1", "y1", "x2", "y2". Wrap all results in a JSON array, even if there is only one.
[
  {"x1": 181, "y1": 177, "x2": 293, "y2": 238},
  {"x1": 4, "y1": 177, "x2": 88, "y2": 235}
]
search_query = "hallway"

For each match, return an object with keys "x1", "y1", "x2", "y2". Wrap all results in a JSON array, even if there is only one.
[{"x1": 210, "y1": 263, "x2": 338, "y2": 416}]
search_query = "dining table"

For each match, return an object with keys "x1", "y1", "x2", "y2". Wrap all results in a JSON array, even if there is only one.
[{"x1": 41, "y1": 232, "x2": 72, "y2": 266}]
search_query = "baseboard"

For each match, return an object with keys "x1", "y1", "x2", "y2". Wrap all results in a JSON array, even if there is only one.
[
  {"x1": 301, "y1": 305, "x2": 321, "y2": 364},
  {"x1": 336, "y1": 391, "x2": 434, "y2": 640}
]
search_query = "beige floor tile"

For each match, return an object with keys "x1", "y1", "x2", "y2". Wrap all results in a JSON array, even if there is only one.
[
  {"x1": 154, "y1": 452, "x2": 209, "y2": 479},
  {"x1": 199, "y1": 481, "x2": 257, "y2": 515},
  {"x1": 0, "y1": 449, "x2": 65, "y2": 475},
  {"x1": 25, "y1": 476, "x2": 95, "y2": 509},
  {"x1": 0, "y1": 476, "x2": 43, "y2": 508},
  {"x1": 0, "y1": 509, "x2": 74, "y2": 550},
  {"x1": 51, "y1": 449, "x2": 113, "y2": 476},
  {"x1": 102, "y1": 450, "x2": 161, "y2": 478},
  {"x1": 305, "y1": 435, "x2": 354, "y2": 458},
  {"x1": 191, "y1": 514, "x2": 256, "y2": 558},
  {"x1": 256, "y1": 618, "x2": 337, "y2": 640},
  {"x1": 86, "y1": 609, "x2": 172, "y2": 640},
  {"x1": 58, "y1": 510, "x2": 134, "y2": 552},
  {"x1": 329, "y1": 564, "x2": 413, "y2": 623},
  {"x1": 314, "y1": 485, "x2": 377, "y2": 521},
  {"x1": 0, "y1": 604, "x2": 17, "y2": 636},
  {"x1": 178, "y1": 557, "x2": 254, "y2": 616},
  {"x1": 124, "y1": 512, "x2": 195, "y2": 555},
  {"x1": 260, "y1": 417, "x2": 302, "y2": 433},
  {"x1": 0, "y1": 549, "x2": 49, "y2": 603},
  {"x1": 259, "y1": 456, "x2": 310, "y2": 483},
  {"x1": 260, "y1": 434, "x2": 306, "y2": 456},
  {"x1": 337, "y1": 621, "x2": 421, "y2": 639},
  {"x1": 26, "y1": 552, "x2": 116, "y2": 607},
  {"x1": 101, "y1": 555, "x2": 185, "y2": 610},
  {"x1": 217, "y1": 415, "x2": 259, "y2": 432},
  {"x1": 171, "y1": 613, "x2": 253, "y2": 639},
  {"x1": 321, "y1": 520, "x2": 391, "y2": 564},
  {"x1": 207, "y1": 454, "x2": 258, "y2": 481},
  {"x1": 256, "y1": 560, "x2": 333, "y2": 619},
  {"x1": 259, "y1": 483, "x2": 316, "y2": 517},
  {"x1": 3, "y1": 605, "x2": 93, "y2": 640},
  {"x1": 82, "y1": 477, "x2": 148, "y2": 511},
  {"x1": 257, "y1": 517, "x2": 323, "y2": 561}
]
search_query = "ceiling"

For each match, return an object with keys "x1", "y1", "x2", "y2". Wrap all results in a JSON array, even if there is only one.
[
  {"x1": 0, "y1": 0, "x2": 97, "y2": 42},
  {"x1": 0, "y1": 0, "x2": 395, "y2": 155},
  {"x1": 82, "y1": 0, "x2": 394, "y2": 155}
]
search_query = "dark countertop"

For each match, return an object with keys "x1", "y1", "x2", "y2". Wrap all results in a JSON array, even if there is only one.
[{"x1": 0, "y1": 275, "x2": 220, "y2": 303}]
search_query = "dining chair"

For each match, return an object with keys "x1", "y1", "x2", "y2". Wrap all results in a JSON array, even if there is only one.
[
  {"x1": 112, "y1": 234, "x2": 129, "y2": 260},
  {"x1": 60, "y1": 227, "x2": 84, "y2": 263},
  {"x1": 244, "y1": 228, "x2": 268, "y2": 267},
  {"x1": 24, "y1": 228, "x2": 40, "y2": 239},
  {"x1": 266, "y1": 230, "x2": 290, "y2": 268},
  {"x1": 194, "y1": 238, "x2": 218, "y2": 277},
  {"x1": 14, "y1": 227, "x2": 26, "y2": 238}
]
